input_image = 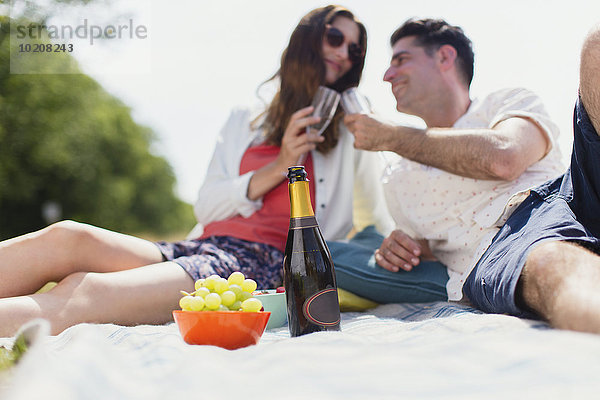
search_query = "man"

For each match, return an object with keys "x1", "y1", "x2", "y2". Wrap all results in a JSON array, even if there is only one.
[
  {"x1": 463, "y1": 23, "x2": 600, "y2": 333},
  {"x1": 329, "y1": 19, "x2": 564, "y2": 311}
]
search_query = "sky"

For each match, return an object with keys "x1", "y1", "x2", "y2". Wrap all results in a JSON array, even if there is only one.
[{"x1": 27, "y1": 0, "x2": 600, "y2": 203}]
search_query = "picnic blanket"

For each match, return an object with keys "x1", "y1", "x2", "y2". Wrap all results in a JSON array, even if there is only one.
[{"x1": 1, "y1": 301, "x2": 599, "y2": 399}]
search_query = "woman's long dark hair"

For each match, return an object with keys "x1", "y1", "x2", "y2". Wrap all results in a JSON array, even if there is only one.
[{"x1": 258, "y1": 5, "x2": 367, "y2": 153}]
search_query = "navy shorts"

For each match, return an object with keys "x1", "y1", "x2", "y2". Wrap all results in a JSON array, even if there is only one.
[
  {"x1": 154, "y1": 236, "x2": 284, "y2": 289},
  {"x1": 464, "y1": 98, "x2": 600, "y2": 318}
]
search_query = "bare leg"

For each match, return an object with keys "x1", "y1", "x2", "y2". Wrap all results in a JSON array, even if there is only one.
[
  {"x1": 520, "y1": 241, "x2": 600, "y2": 333},
  {"x1": 518, "y1": 26, "x2": 600, "y2": 334},
  {"x1": 0, "y1": 261, "x2": 194, "y2": 336},
  {"x1": 0, "y1": 220, "x2": 164, "y2": 297},
  {"x1": 580, "y1": 23, "x2": 600, "y2": 134}
]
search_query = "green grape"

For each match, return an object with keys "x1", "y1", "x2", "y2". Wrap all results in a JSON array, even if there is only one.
[
  {"x1": 228, "y1": 284, "x2": 243, "y2": 299},
  {"x1": 229, "y1": 300, "x2": 242, "y2": 311},
  {"x1": 241, "y1": 298, "x2": 263, "y2": 312},
  {"x1": 195, "y1": 287, "x2": 210, "y2": 298},
  {"x1": 218, "y1": 305, "x2": 230, "y2": 311},
  {"x1": 227, "y1": 271, "x2": 245, "y2": 286},
  {"x1": 179, "y1": 295, "x2": 195, "y2": 311},
  {"x1": 194, "y1": 279, "x2": 205, "y2": 291},
  {"x1": 204, "y1": 293, "x2": 222, "y2": 310},
  {"x1": 214, "y1": 278, "x2": 229, "y2": 294},
  {"x1": 203, "y1": 275, "x2": 220, "y2": 290},
  {"x1": 189, "y1": 296, "x2": 205, "y2": 311},
  {"x1": 220, "y1": 290, "x2": 236, "y2": 307},
  {"x1": 241, "y1": 279, "x2": 257, "y2": 293},
  {"x1": 239, "y1": 291, "x2": 253, "y2": 302}
]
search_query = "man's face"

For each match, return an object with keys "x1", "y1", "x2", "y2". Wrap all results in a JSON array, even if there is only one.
[{"x1": 383, "y1": 36, "x2": 441, "y2": 117}]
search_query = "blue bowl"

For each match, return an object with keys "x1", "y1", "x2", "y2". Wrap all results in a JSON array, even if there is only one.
[{"x1": 255, "y1": 290, "x2": 287, "y2": 329}]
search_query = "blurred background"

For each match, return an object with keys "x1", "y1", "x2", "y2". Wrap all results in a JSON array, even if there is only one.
[{"x1": 1, "y1": 0, "x2": 599, "y2": 241}]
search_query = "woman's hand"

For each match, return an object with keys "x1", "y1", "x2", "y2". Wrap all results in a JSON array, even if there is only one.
[
  {"x1": 276, "y1": 106, "x2": 325, "y2": 169},
  {"x1": 374, "y1": 229, "x2": 436, "y2": 272},
  {"x1": 246, "y1": 106, "x2": 325, "y2": 201}
]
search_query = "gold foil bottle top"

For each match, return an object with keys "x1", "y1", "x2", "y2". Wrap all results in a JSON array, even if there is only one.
[
  {"x1": 287, "y1": 166, "x2": 307, "y2": 183},
  {"x1": 287, "y1": 166, "x2": 314, "y2": 218}
]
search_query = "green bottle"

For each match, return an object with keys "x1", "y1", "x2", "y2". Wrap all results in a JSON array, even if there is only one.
[{"x1": 283, "y1": 166, "x2": 341, "y2": 337}]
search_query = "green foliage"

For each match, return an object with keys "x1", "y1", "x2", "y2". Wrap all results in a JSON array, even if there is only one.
[{"x1": 0, "y1": 17, "x2": 195, "y2": 240}]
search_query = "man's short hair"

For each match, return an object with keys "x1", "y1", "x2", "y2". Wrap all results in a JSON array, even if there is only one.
[{"x1": 390, "y1": 18, "x2": 474, "y2": 87}]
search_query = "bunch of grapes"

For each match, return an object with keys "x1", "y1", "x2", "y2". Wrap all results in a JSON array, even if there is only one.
[{"x1": 178, "y1": 272, "x2": 263, "y2": 313}]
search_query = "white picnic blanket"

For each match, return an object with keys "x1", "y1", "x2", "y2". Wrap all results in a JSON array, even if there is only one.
[{"x1": 1, "y1": 302, "x2": 600, "y2": 399}]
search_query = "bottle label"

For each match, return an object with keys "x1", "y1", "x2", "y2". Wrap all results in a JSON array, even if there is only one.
[{"x1": 302, "y1": 288, "x2": 340, "y2": 326}]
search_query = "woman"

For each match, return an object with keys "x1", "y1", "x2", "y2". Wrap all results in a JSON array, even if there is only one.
[{"x1": 0, "y1": 5, "x2": 391, "y2": 336}]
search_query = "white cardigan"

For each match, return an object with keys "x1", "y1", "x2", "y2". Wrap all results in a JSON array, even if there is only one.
[{"x1": 188, "y1": 107, "x2": 393, "y2": 241}]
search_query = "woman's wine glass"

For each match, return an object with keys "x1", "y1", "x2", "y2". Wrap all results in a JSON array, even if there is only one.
[
  {"x1": 308, "y1": 86, "x2": 341, "y2": 135},
  {"x1": 298, "y1": 86, "x2": 341, "y2": 164}
]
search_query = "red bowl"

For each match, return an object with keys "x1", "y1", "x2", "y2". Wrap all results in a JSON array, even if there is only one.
[{"x1": 173, "y1": 310, "x2": 271, "y2": 350}]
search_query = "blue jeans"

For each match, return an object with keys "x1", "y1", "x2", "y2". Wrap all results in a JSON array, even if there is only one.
[{"x1": 327, "y1": 226, "x2": 449, "y2": 304}]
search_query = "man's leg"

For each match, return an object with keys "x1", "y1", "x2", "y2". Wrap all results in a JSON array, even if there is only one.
[
  {"x1": 0, "y1": 261, "x2": 194, "y2": 336},
  {"x1": 0, "y1": 220, "x2": 164, "y2": 298},
  {"x1": 519, "y1": 241, "x2": 600, "y2": 333}
]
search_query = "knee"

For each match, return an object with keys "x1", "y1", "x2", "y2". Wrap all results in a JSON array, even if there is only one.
[
  {"x1": 44, "y1": 271, "x2": 107, "y2": 332},
  {"x1": 44, "y1": 220, "x2": 96, "y2": 249},
  {"x1": 45, "y1": 220, "x2": 85, "y2": 239},
  {"x1": 56, "y1": 271, "x2": 109, "y2": 301},
  {"x1": 41, "y1": 221, "x2": 99, "y2": 271}
]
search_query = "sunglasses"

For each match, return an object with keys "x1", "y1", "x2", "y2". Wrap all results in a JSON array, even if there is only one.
[{"x1": 324, "y1": 25, "x2": 364, "y2": 64}]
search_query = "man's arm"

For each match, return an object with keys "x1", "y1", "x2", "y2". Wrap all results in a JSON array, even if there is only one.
[
  {"x1": 345, "y1": 114, "x2": 550, "y2": 181},
  {"x1": 580, "y1": 23, "x2": 600, "y2": 134}
]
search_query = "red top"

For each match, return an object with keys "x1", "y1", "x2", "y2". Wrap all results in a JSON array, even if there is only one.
[{"x1": 200, "y1": 144, "x2": 315, "y2": 252}]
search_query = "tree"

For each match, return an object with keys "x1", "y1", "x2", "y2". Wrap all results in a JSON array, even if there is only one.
[{"x1": 0, "y1": 16, "x2": 196, "y2": 240}]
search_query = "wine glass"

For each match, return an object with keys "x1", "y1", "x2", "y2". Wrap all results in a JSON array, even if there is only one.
[
  {"x1": 307, "y1": 86, "x2": 341, "y2": 136},
  {"x1": 340, "y1": 87, "x2": 371, "y2": 115},
  {"x1": 298, "y1": 86, "x2": 340, "y2": 164},
  {"x1": 341, "y1": 87, "x2": 392, "y2": 174}
]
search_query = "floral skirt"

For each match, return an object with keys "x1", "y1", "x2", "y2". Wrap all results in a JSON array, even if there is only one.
[{"x1": 154, "y1": 236, "x2": 284, "y2": 289}]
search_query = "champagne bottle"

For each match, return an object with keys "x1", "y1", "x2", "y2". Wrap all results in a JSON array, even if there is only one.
[{"x1": 283, "y1": 166, "x2": 341, "y2": 337}]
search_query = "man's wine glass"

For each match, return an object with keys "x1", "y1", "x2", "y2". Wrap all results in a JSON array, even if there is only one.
[
  {"x1": 341, "y1": 87, "x2": 393, "y2": 173},
  {"x1": 340, "y1": 87, "x2": 370, "y2": 115}
]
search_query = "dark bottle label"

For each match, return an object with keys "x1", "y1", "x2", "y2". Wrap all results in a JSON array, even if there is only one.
[{"x1": 303, "y1": 288, "x2": 340, "y2": 326}]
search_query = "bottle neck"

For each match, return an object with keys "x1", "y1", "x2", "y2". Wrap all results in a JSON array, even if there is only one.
[{"x1": 288, "y1": 180, "x2": 314, "y2": 218}]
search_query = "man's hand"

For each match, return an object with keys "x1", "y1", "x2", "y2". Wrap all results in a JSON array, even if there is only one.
[
  {"x1": 344, "y1": 114, "x2": 396, "y2": 151},
  {"x1": 375, "y1": 229, "x2": 436, "y2": 272}
]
